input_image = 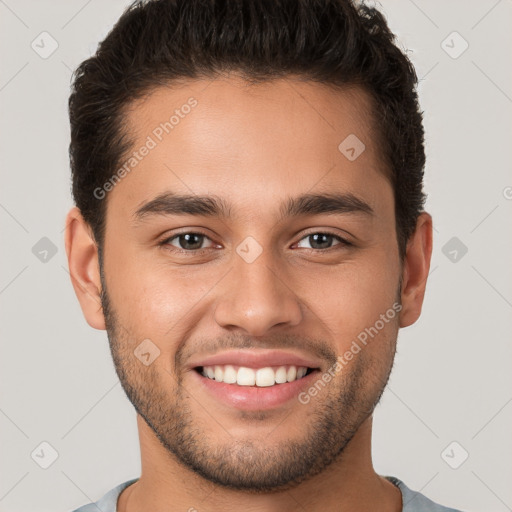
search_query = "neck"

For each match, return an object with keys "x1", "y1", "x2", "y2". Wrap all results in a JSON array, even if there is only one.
[{"x1": 118, "y1": 415, "x2": 402, "y2": 512}]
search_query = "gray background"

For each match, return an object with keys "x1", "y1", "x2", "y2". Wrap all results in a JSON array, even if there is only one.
[{"x1": 1, "y1": 1, "x2": 511, "y2": 510}]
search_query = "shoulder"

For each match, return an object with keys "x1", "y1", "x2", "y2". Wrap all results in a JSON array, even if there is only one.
[
  {"x1": 386, "y1": 476, "x2": 464, "y2": 512},
  {"x1": 69, "y1": 478, "x2": 139, "y2": 512}
]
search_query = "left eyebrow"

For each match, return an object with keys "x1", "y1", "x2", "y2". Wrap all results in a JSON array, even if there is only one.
[
  {"x1": 132, "y1": 191, "x2": 374, "y2": 223},
  {"x1": 279, "y1": 192, "x2": 374, "y2": 220}
]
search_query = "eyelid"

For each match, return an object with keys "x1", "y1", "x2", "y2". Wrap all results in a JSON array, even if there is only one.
[
  {"x1": 159, "y1": 230, "x2": 218, "y2": 250},
  {"x1": 159, "y1": 228, "x2": 353, "y2": 254},
  {"x1": 294, "y1": 230, "x2": 352, "y2": 250},
  {"x1": 298, "y1": 227, "x2": 352, "y2": 240}
]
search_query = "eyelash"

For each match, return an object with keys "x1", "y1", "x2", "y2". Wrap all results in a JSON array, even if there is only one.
[{"x1": 158, "y1": 230, "x2": 352, "y2": 254}]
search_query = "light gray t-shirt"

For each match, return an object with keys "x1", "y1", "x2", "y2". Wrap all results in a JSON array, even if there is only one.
[{"x1": 70, "y1": 476, "x2": 463, "y2": 511}]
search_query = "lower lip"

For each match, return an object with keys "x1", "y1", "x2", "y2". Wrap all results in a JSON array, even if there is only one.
[{"x1": 191, "y1": 369, "x2": 319, "y2": 410}]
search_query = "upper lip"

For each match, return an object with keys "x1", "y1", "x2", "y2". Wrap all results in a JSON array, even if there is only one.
[{"x1": 188, "y1": 349, "x2": 323, "y2": 370}]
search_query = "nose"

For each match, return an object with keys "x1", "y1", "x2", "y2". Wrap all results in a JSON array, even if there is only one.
[{"x1": 213, "y1": 250, "x2": 303, "y2": 336}]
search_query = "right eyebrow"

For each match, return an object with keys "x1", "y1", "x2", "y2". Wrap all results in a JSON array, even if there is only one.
[{"x1": 133, "y1": 193, "x2": 232, "y2": 222}]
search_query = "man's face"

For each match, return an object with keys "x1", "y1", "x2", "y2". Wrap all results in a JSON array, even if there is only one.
[{"x1": 100, "y1": 77, "x2": 402, "y2": 491}]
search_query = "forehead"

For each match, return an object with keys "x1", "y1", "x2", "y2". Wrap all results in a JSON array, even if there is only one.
[{"x1": 109, "y1": 76, "x2": 391, "y2": 221}]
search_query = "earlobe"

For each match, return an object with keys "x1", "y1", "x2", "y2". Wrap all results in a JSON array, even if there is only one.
[
  {"x1": 64, "y1": 207, "x2": 106, "y2": 330},
  {"x1": 399, "y1": 212, "x2": 433, "y2": 328}
]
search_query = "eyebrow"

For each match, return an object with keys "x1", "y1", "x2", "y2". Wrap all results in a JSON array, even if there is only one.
[{"x1": 133, "y1": 191, "x2": 374, "y2": 223}]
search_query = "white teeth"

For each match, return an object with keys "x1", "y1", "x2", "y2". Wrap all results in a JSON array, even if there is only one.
[
  {"x1": 296, "y1": 367, "x2": 307, "y2": 379},
  {"x1": 256, "y1": 367, "x2": 275, "y2": 387},
  {"x1": 223, "y1": 364, "x2": 237, "y2": 384},
  {"x1": 286, "y1": 366, "x2": 297, "y2": 382},
  {"x1": 275, "y1": 366, "x2": 287, "y2": 384},
  {"x1": 201, "y1": 364, "x2": 310, "y2": 386},
  {"x1": 237, "y1": 367, "x2": 256, "y2": 386}
]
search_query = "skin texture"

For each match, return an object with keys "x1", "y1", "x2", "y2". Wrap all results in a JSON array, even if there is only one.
[{"x1": 65, "y1": 76, "x2": 432, "y2": 512}]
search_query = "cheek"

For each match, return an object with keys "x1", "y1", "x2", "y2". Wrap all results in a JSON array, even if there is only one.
[
  {"x1": 303, "y1": 252, "x2": 400, "y2": 345},
  {"x1": 105, "y1": 256, "x2": 221, "y2": 344}
]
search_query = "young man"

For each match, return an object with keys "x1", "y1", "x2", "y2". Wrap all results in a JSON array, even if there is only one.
[{"x1": 65, "y1": 0, "x2": 461, "y2": 510}]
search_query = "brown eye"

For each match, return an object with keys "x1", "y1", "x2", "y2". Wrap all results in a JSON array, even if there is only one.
[
  {"x1": 296, "y1": 232, "x2": 350, "y2": 250},
  {"x1": 163, "y1": 232, "x2": 214, "y2": 251}
]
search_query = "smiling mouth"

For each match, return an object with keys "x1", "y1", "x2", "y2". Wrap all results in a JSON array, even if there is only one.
[{"x1": 194, "y1": 364, "x2": 319, "y2": 387}]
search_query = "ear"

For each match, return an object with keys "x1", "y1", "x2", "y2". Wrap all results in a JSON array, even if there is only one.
[
  {"x1": 399, "y1": 212, "x2": 433, "y2": 328},
  {"x1": 64, "y1": 207, "x2": 106, "y2": 330}
]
